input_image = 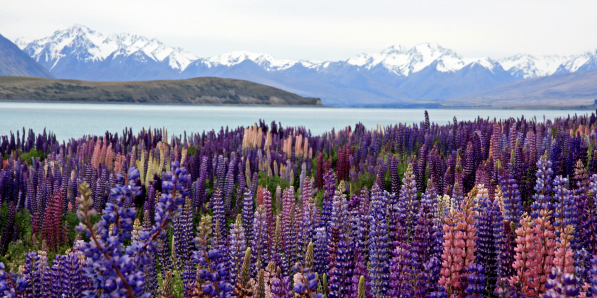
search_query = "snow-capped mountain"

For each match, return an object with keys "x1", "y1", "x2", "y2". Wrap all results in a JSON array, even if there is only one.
[
  {"x1": 15, "y1": 24, "x2": 198, "y2": 80},
  {"x1": 555, "y1": 50, "x2": 597, "y2": 74},
  {"x1": 11, "y1": 24, "x2": 597, "y2": 106},
  {"x1": 498, "y1": 54, "x2": 570, "y2": 79},
  {"x1": 201, "y1": 52, "x2": 298, "y2": 71},
  {"x1": 346, "y1": 44, "x2": 470, "y2": 75}
]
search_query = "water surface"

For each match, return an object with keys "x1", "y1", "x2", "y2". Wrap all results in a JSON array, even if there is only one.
[{"x1": 0, "y1": 102, "x2": 589, "y2": 140}]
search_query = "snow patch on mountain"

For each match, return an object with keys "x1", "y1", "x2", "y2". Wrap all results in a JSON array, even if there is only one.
[
  {"x1": 468, "y1": 57, "x2": 502, "y2": 72},
  {"x1": 498, "y1": 54, "x2": 569, "y2": 79},
  {"x1": 13, "y1": 38, "x2": 30, "y2": 50},
  {"x1": 200, "y1": 51, "x2": 298, "y2": 71},
  {"x1": 346, "y1": 43, "x2": 468, "y2": 76},
  {"x1": 556, "y1": 50, "x2": 597, "y2": 73}
]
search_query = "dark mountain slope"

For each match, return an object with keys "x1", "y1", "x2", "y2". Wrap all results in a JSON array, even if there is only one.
[{"x1": 0, "y1": 34, "x2": 55, "y2": 79}]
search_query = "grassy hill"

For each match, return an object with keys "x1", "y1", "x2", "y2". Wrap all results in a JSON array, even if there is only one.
[{"x1": 0, "y1": 76, "x2": 322, "y2": 106}]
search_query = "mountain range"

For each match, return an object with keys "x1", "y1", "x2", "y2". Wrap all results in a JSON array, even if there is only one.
[{"x1": 11, "y1": 24, "x2": 597, "y2": 106}]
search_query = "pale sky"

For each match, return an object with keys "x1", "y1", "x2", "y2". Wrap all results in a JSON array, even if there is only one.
[{"x1": 1, "y1": 0, "x2": 596, "y2": 61}]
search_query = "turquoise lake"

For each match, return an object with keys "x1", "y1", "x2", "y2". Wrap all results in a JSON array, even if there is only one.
[{"x1": 0, "y1": 102, "x2": 591, "y2": 140}]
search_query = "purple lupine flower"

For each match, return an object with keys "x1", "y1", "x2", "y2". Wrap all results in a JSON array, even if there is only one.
[
  {"x1": 530, "y1": 154, "x2": 554, "y2": 218},
  {"x1": 0, "y1": 262, "x2": 29, "y2": 297},
  {"x1": 196, "y1": 156, "x2": 208, "y2": 213},
  {"x1": 271, "y1": 273, "x2": 293, "y2": 298},
  {"x1": 300, "y1": 178, "x2": 318, "y2": 253},
  {"x1": 23, "y1": 252, "x2": 43, "y2": 298},
  {"x1": 251, "y1": 172, "x2": 258, "y2": 203},
  {"x1": 320, "y1": 170, "x2": 336, "y2": 231},
  {"x1": 367, "y1": 184, "x2": 390, "y2": 297},
  {"x1": 499, "y1": 167, "x2": 522, "y2": 225},
  {"x1": 410, "y1": 202, "x2": 440, "y2": 296},
  {"x1": 262, "y1": 187, "x2": 275, "y2": 253},
  {"x1": 349, "y1": 247, "x2": 371, "y2": 298},
  {"x1": 223, "y1": 161, "x2": 235, "y2": 211},
  {"x1": 281, "y1": 187, "x2": 296, "y2": 268},
  {"x1": 476, "y1": 198, "x2": 503, "y2": 292},
  {"x1": 328, "y1": 231, "x2": 353, "y2": 298},
  {"x1": 228, "y1": 215, "x2": 247, "y2": 283},
  {"x1": 389, "y1": 156, "x2": 400, "y2": 195},
  {"x1": 194, "y1": 247, "x2": 234, "y2": 297},
  {"x1": 425, "y1": 256, "x2": 444, "y2": 296},
  {"x1": 269, "y1": 215, "x2": 284, "y2": 274},
  {"x1": 429, "y1": 145, "x2": 445, "y2": 196},
  {"x1": 174, "y1": 198, "x2": 194, "y2": 269},
  {"x1": 421, "y1": 178, "x2": 438, "y2": 216},
  {"x1": 389, "y1": 242, "x2": 413, "y2": 297},
  {"x1": 61, "y1": 252, "x2": 90, "y2": 297},
  {"x1": 157, "y1": 226, "x2": 173, "y2": 275},
  {"x1": 253, "y1": 205, "x2": 269, "y2": 268},
  {"x1": 182, "y1": 259, "x2": 196, "y2": 295},
  {"x1": 464, "y1": 264, "x2": 487, "y2": 297},
  {"x1": 463, "y1": 142, "x2": 477, "y2": 194},
  {"x1": 543, "y1": 268, "x2": 579, "y2": 298},
  {"x1": 143, "y1": 252, "x2": 159, "y2": 297},
  {"x1": 329, "y1": 188, "x2": 348, "y2": 231},
  {"x1": 583, "y1": 255, "x2": 597, "y2": 297},
  {"x1": 215, "y1": 155, "x2": 226, "y2": 193},
  {"x1": 396, "y1": 163, "x2": 419, "y2": 237},
  {"x1": 293, "y1": 266, "x2": 324, "y2": 298},
  {"x1": 235, "y1": 158, "x2": 246, "y2": 215},
  {"x1": 553, "y1": 175, "x2": 576, "y2": 237},
  {"x1": 349, "y1": 199, "x2": 367, "y2": 253},
  {"x1": 314, "y1": 227, "x2": 329, "y2": 277},
  {"x1": 416, "y1": 144, "x2": 427, "y2": 193},
  {"x1": 583, "y1": 175, "x2": 597, "y2": 259},
  {"x1": 211, "y1": 188, "x2": 226, "y2": 243},
  {"x1": 242, "y1": 188, "x2": 254, "y2": 246}
]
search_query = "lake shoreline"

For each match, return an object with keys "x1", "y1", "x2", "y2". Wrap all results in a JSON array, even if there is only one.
[
  {"x1": 0, "y1": 99, "x2": 328, "y2": 108},
  {"x1": 2, "y1": 99, "x2": 595, "y2": 110}
]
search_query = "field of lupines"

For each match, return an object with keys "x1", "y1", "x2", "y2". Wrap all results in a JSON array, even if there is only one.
[{"x1": 1, "y1": 111, "x2": 597, "y2": 297}]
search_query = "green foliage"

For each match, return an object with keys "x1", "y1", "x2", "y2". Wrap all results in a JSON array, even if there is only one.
[
  {"x1": 172, "y1": 270, "x2": 185, "y2": 297},
  {"x1": 0, "y1": 202, "x2": 8, "y2": 229},
  {"x1": 64, "y1": 211, "x2": 80, "y2": 243},
  {"x1": 47, "y1": 245, "x2": 73, "y2": 266},
  {"x1": 315, "y1": 189, "x2": 324, "y2": 209},
  {"x1": 187, "y1": 145, "x2": 197, "y2": 158},
  {"x1": 15, "y1": 208, "x2": 31, "y2": 240},
  {"x1": 384, "y1": 170, "x2": 392, "y2": 192},
  {"x1": 257, "y1": 172, "x2": 290, "y2": 195},
  {"x1": 351, "y1": 172, "x2": 376, "y2": 195},
  {"x1": 205, "y1": 179, "x2": 213, "y2": 199},
  {"x1": 293, "y1": 168, "x2": 301, "y2": 191},
  {"x1": 330, "y1": 149, "x2": 338, "y2": 170},
  {"x1": 157, "y1": 270, "x2": 185, "y2": 298},
  {"x1": 19, "y1": 149, "x2": 47, "y2": 165},
  {"x1": 0, "y1": 241, "x2": 27, "y2": 272},
  {"x1": 0, "y1": 203, "x2": 29, "y2": 243}
]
